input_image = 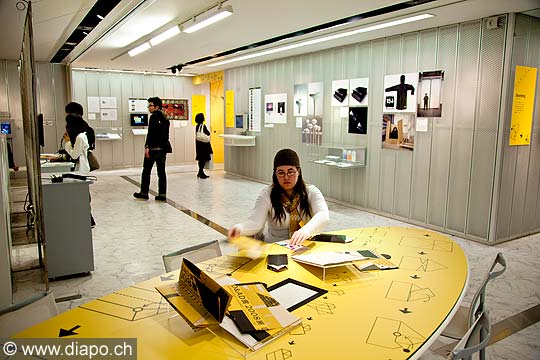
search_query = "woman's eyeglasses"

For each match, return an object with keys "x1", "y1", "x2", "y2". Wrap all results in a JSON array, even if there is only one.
[{"x1": 275, "y1": 169, "x2": 298, "y2": 178}]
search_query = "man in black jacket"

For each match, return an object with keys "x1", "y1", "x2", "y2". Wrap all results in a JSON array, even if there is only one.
[{"x1": 134, "y1": 97, "x2": 171, "y2": 201}]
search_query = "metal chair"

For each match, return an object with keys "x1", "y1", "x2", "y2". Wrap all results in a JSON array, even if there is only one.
[
  {"x1": 0, "y1": 291, "x2": 58, "y2": 337},
  {"x1": 162, "y1": 239, "x2": 222, "y2": 273},
  {"x1": 447, "y1": 310, "x2": 491, "y2": 360},
  {"x1": 442, "y1": 252, "x2": 506, "y2": 340}
]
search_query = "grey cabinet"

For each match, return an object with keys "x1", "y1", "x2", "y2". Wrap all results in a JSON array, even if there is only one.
[{"x1": 42, "y1": 180, "x2": 94, "y2": 278}]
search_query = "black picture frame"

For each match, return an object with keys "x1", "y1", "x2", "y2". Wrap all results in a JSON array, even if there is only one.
[{"x1": 267, "y1": 278, "x2": 327, "y2": 312}]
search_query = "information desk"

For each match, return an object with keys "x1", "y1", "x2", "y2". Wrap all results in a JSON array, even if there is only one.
[
  {"x1": 40, "y1": 161, "x2": 74, "y2": 173},
  {"x1": 16, "y1": 227, "x2": 467, "y2": 359}
]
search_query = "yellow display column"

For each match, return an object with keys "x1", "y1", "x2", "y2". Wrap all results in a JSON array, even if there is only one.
[
  {"x1": 210, "y1": 77, "x2": 224, "y2": 163},
  {"x1": 192, "y1": 71, "x2": 225, "y2": 163}
]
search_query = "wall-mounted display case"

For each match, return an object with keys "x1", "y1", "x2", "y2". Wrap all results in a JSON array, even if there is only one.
[
  {"x1": 305, "y1": 106, "x2": 367, "y2": 169},
  {"x1": 307, "y1": 144, "x2": 366, "y2": 169}
]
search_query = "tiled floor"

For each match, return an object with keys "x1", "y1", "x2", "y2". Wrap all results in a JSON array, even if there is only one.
[{"x1": 9, "y1": 166, "x2": 540, "y2": 359}]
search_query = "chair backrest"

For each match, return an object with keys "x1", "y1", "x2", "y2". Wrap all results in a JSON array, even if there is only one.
[
  {"x1": 467, "y1": 252, "x2": 506, "y2": 327},
  {"x1": 0, "y1": 291, "x2": 58, "y2": 337},
  {"x1": 162, "y1": 239, "x2": 222, "y2": 273},
  {"x1": 448, "y1": 310, "x2": 491, "y2": 360}
]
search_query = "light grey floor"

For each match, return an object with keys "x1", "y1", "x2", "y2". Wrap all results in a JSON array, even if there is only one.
[{"x1": 10, "y1": 165, "x2": 540, "y2": 359}]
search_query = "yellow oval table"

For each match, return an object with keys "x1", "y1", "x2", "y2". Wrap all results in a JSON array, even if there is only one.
[{"x1": 16, "y1": 227, "x2": 468, "y2": 359}]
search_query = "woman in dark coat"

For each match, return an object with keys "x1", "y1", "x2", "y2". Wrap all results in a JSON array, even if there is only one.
[{"x1": 195, "y1": 113, "x2": 213, "y2": 179}]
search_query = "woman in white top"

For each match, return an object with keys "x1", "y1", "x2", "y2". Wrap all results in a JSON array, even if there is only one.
[
  {"x1": 63, "y1": 114, "x2": 90, "y2": 173},
  {"x1": 228, "y1": 148, "x2": 329, "y2": 246}
]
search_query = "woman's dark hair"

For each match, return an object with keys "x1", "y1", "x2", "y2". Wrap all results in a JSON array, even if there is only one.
[
  {"x1": 65, "y1": 114, "x2": 86, "y2": 145},
  {"x1": 270, "y1": 167, "x2": 312, "y2": 223},
  {"x1": 195, "y1": 113, "x2": 205, "y2": 124},
  {"x1": 65, "y1": 102, "x2": 84, "y2": 116}
]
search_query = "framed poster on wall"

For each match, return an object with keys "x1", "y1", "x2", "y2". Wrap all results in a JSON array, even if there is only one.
[
  {"x1": 383, "y1": 73, "x2": 419, "y2": 113},
  {"x1": 162, "y1": 99, "x2": 188, "y2": 120}
]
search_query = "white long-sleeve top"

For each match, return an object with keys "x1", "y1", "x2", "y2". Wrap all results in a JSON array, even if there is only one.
[
  {"x1": 233, "y1": 184, "x2": 329, "y2": 242},
  {"x1": 64, "y1": 132, "x2": 90, "y2": 173}
]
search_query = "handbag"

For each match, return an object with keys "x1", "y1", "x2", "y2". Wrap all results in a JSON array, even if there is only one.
[
  {"x1": 204, "y1": 154, "x2": 213, "y2": 170},
  {"x1": 87, "y1": 150, "x2": 100, "y2": 171},
  {"x1": 196, "y1": 125, "x2": 210, "y2": 143}
]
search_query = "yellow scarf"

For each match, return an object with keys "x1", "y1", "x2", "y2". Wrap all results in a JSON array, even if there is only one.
[{"x1": 281, "y1": 193, "x2": 302, "y2": 237}]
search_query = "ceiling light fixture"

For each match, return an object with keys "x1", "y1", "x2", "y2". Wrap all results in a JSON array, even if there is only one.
[
  {"x1": 181, "y1": 4, "x2": 233, "y2": 34},
  {"x1": 208, "y1": 13, "x2": 433, "y2": 67},
  {"x1": 97, "y1": 14, "x2": 104, "y2": 20},
  {"x1": 150, "y1": 25, "x2": 181, "y2": 46},
  {"x1": 128, "y1": 42, "x2": 151, "y2": 57},
  {"x1": 72, "y1": 67, "x2": 196, "y2": 77}
]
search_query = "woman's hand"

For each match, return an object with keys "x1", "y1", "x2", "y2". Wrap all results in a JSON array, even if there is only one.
[
  {"x1": 289, "y1": 228, "x2": 310, "y2": 246},
  {"x1": 145, "y1": 148, "x2": 150, "y2": 159},
  {"x1": 62, "y1": 133, "x2": 70, "y2": 142},
  {"x1": 228, "y1": 226, "x2": 241, "y2": 239}
]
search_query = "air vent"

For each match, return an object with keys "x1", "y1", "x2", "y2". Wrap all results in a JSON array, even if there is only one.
[{"x1": 50, "y1": 0, "x2": 122, "y2": 63}]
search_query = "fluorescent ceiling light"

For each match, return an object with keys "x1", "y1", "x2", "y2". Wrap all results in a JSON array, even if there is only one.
[
  {"x1": 128, "y1": 42, "x2": 151, "y2": 57},
  {"x1": 150, "y1": 25, "x2": 181, "y2": 46},
  {"x1": 96, "y1": 14, "x2": 104, "y2": 20},
  {"x1": 181, "y1": 5, "x2": 233, "y2": 34},
  {"x1": 209, "y1": 13, "x2": 433, "y2": 67},
  {"x1": 72, "y1": 67, "x2": 197, "y2": 77}
]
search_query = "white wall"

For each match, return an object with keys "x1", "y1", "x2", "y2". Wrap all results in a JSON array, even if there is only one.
[
  {"x1": 71, "y1": 70, "x2": 207, "y2": 169},
  {"x1": 223, "y1": 15, "x2": 519, "y2": 243}
]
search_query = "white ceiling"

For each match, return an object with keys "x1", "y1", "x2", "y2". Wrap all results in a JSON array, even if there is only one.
[{"x1": 1, "y1": 0, "x2": 539, "y2": 75}]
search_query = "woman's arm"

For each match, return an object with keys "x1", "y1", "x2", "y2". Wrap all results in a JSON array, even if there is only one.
[
  {"x1": 228, "y1": 188, "x2": 271, "y2": 238},
  {"x1": 64, "y1": 133, "x2": 89, "y2": 160},
  {"x1": 203, "y1": 124, "x2": 211, "y2": 136}
]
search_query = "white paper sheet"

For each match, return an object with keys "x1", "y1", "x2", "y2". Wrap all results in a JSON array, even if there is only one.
[
  {"x1": 416, "y1": 117, "x2": 428, "y2": 132},
  {"x1": 100, "y1": 96, "x2": 117, "y2": 109},
  {"x1": 100, "y1": 109, "x2": 117, "y2": 121},
  {"x1": 269, "y1": 282, "x2": 319, "y2": 310},
  {"x1": 248, "y1": 88, "x2": 262, "y2": 132},
  {"x1": 128, "y1": 98, "x2": 148, "y2": 113},
  {"x1": 87, "y1": 97, "x2": 100, "y2": 113}
]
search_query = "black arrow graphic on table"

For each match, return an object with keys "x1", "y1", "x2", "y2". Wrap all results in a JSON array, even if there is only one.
[
  {"x1": 59, "y1": 325, "x2": 80, "y2": 337},
  {"x1": 160, "y1": 274, "x2": 174, "y2": 281}
]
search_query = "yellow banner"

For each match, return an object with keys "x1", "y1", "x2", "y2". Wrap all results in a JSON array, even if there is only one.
[
  {"x1": 225, "y1": 90, "x2": 235, "y2": 128},
  {"x1": 191, "y1": 95, "x2": 206, "y2": 126},
  {"x1": 509, "y1": 66, "x2": 538, "y2": 146},
  {"x1": 192, "y1": 71, "x2": 224, "y2": 85}
]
